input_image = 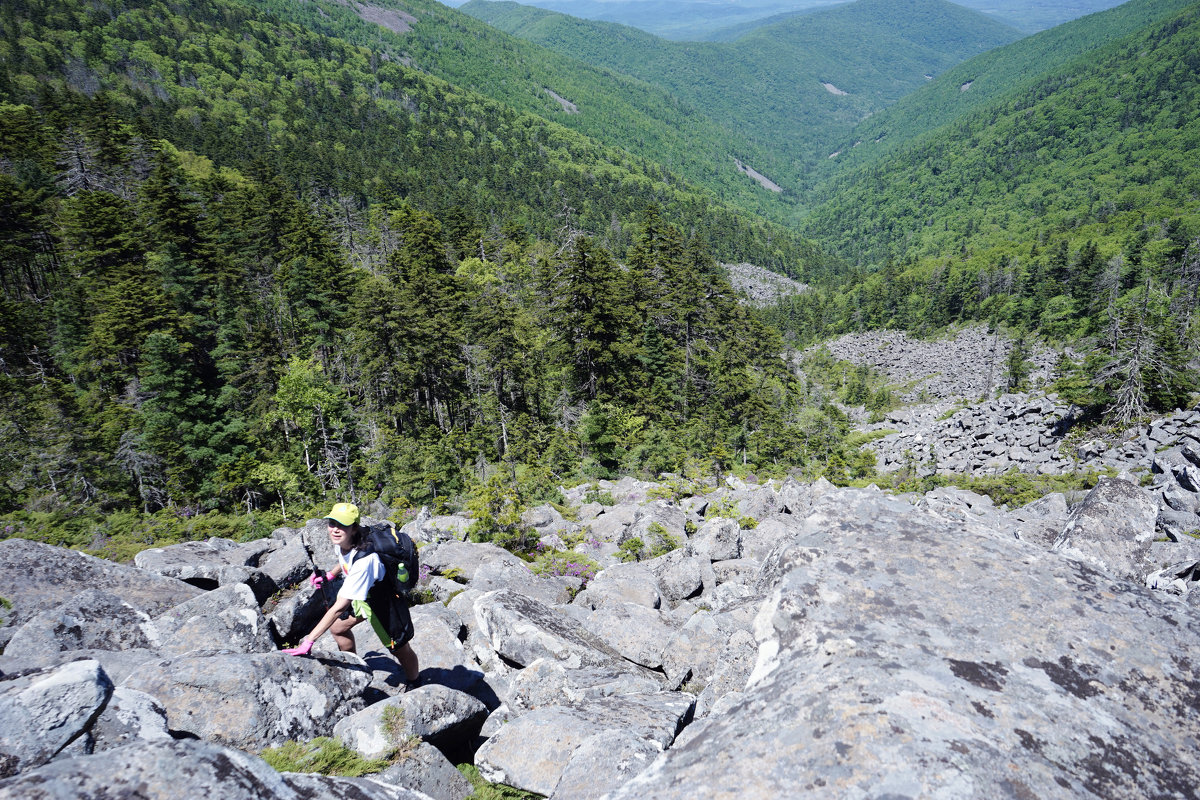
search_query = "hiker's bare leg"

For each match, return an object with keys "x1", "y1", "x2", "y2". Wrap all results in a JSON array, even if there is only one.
[
  {"x1": 330, "y1": 615, "x2": 361, "y2": 652},
  {"x1": 394, "y1": 642, "x2": 419, "y2": 682}
]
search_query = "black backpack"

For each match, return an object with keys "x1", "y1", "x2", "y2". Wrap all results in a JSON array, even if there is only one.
[{"x1": 360, "y1": 523, "x2": 419, "y2": 594}]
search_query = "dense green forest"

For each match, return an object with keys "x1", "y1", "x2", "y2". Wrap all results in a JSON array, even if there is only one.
[
  {"x1": 0, "y1": 0, "x2": 852, "y2": 551},
  {"x1": 463, "y1": 0, "x2": 1022, "y2": 191},
  {"x1": 818, "y1": 0, "x2": 1198, "y2": 173},
  {"x1": 1, "y1": 0, "x2": 1198, "y2": 556},
  {"x1": 246, "y1": 0, "x2": 799, "y2": 224},
  {"x1": 769, "y1": 1, "x2": 1200, "y2": 424}
]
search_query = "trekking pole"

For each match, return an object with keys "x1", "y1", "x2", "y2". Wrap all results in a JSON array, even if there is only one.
[{"x1": 304, "y1": 545, "x2": 331, "y2": 610}]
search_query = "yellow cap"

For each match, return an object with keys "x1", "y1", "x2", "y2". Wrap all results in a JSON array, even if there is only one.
[{"x1": 325, "y1": 502, "x2": 360, "y2": 526}]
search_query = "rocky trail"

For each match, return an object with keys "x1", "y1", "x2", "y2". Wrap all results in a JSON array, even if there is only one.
[
  {"x1": 2, "y1": 465, "x2": 1199, "y2": 798},
  {"x1": 2, "y1": 325, "x2": 1199, "y2": 799},
  {"x1": 816, "y1": 326, "x2": 1200, "y2": 538}
]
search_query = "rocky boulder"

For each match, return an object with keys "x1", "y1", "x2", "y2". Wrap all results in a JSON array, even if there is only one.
[
  {"x1": 120, "y1": 651, "x2": 373, "y2": 749},
  {"x1": 0, "y1": 739, "x2": 432, "y2": 799},
  {"x1": 0, "y1": 538, "x2": 202, "y2": 648},
  {"x1": 0, "y1": 659, "x2": 112, "y2": 777},
  {"x1": 608, "y1": 489, "x2": 1200, "y2": 799},
  {"x1": 1052, "y1": 477, "x2": 1160, "y2": 581}
]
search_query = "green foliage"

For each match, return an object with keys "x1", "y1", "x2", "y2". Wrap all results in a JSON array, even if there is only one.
[
  {"x1": 258, "y1": 738, "x2": 390, "y2": 777},
  {"x1": 530, "y1": 550, "x2": 601, "y2": 586},
  {"x1": 379, "y1": 706, "x2": 422, "y2": 762},
  {"x1": 582, "y1": 487, "x2": 615, "y2": 506},
  {"x1": 617, "y1": 537, "x2": 645, "y2": 562},
  {"x1": 645, "y1": 521, "x2": 679, "y2": 558},
  {"x1": 466, "y1": 473, "x2": 537, "y2": 554},
  {"x1": 880, "y1": 468, "x2": 1107, "y2": 507},
  {"x1": 464, "y1": 0, "x2": 1022, "y2": 213},
  {"x1": 0, "y1": 509, "x2": 279, "y2": 563}
]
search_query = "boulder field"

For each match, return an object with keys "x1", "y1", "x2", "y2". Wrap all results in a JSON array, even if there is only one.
[{"x1": 1, "y1": 474, "x2": 1198, "y2": 799}]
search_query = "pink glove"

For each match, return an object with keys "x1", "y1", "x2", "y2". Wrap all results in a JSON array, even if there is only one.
[
  {"x1": 283, "y1": 640, "x2": 313, "y2": 656},
  {"x1": 309, "y1": 571, "x2": 327, "y2": 588}
]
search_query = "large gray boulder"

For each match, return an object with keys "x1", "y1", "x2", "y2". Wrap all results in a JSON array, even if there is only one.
[
  {"x1": 133, "y1": 537, "x2": 270, "y2": 587},
  {"x1": 475, "y1": 691, "x2": 693, "y2": 795},
  {"x1": 576, "y1": 561, "x2": 663, "y2": 609},
  {"x1": 0, "y1": 739, "x2": 432, "y2": 800},
  {"x1": 576, "y1": 599, "x2": 678, "y2": 670},
  {"x1": 0, "y1": 538, "x2": 202, "y2": 648},
  {"x1": 2, "y1": 589, "x2": 159, "y2": 661},
  {"x1": 153, "y1": 582, "x2": 277, "y2": 655},
  {"x1": 468, "y1": 558, "x2": 575, "y2": 605},
  {"x1": 420, "y1": 541, "x2": 526, "y2": 582},
  {"x1": 547, "y1": 729, "x2": 661, "y2": 800},
  {"x1": 120, "y1": 651, "x2": 373, "y2": 749},
  {"x1": 335, "y1": 684, "x2": 487, "y2": 759},
  {"x1": 608, "y1": 492, "x2": 1200, "y2": 799},
  {"x1": 0, "y1": 659, "x2": 112, "y2": 777},
  {"x1": 89, "y1": 687, "x2": 173, "y2": 752},
  {"x1": 505, "y1": 659, "x2": 663, "y2": 715},
  {"x1": 258, "y1": 537, "x2": 314, "y2": 589},
  {"x1": 370, "y1": 739, "x2": 474, "y2": 800},
  {"x1": 1053, "y1": 477, "x2": 1160, "y2": 580},
  {"x1": 472, "y1": 589, "x2": 640, "y2": 676},
  {"x1": 408, "y1": 604, "x2": 485, "y2": 695}
]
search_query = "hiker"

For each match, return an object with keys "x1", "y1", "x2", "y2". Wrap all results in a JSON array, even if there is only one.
[{"x1": 282, "y1": 502, "x2": 419, "y2": 685}]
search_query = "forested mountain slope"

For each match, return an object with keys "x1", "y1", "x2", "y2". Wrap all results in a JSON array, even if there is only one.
[
  {"x1": 251, "y1": 0, "x2": 796, "y2": 223},
  {"x1": 801, "y1": 2, "x2": 1200, "y2": 267},
  {"x1": 821, "y1": 0, "x2": 1198, "y2": 173},
  {"x1": 0, "y1": 0, "x2": 840, "y2": 532},
  {"x1": 764, "y1": 1, "x2": 1200, "y2": 425},
  {"x1": 463, "y1": 0, "x2": 1023, "y2": 191}
]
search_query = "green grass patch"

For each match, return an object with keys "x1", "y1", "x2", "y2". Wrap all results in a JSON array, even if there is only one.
[
  {"x1": 259, "y1": 737, "x2": 390, "y2": 777},
  {"x1": 845, "y1": 429, "x2": 897, "y2": 447}
]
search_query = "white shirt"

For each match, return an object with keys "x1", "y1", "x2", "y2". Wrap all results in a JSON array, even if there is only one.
[{"x1": 335, "y1": 547, "x2": 385, "y2": 602}]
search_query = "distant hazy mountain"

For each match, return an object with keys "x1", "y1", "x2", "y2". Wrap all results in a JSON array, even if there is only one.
[{"x1": 450, "y1": 0, "x2": 1128, "y2": 39}]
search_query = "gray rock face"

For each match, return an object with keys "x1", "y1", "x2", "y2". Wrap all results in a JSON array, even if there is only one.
[
  {"x1": 3, "y1": 589, "x2": 159, "y2": 660},
  {"x1": 0, "y1": 538, "x2": 202, "y2": 648},
  {"x1": 578, "y1": 562, "x2": 663, "y2": 609},
  {"x1": 1053, "y1": 478, "x2": 1160, "y2": 580},
  {"x1": 608, "y1": 496, "x2": 1200, "y2": 800},
  {"x1": 3, "y1": 465, "x2": 1197, "y2": 798},
  {"x1": 258, "y1": 537, "x2": 313, "y2": 589},
  {"x1": 475, "y1": 691, "x2": 693, "y2": 796},
  {"x1": 0, "y1": 739, "x2": 431, "y2": 800},
  {"x1": 121, "y1": 651, "x2": 372, "y2": 749},
  {"x1": 421, "y1": 541, "x2": 526, "y2": 582},
  {"x1": 472, "y1": 589, "x2": 635, "y2": 675},
  {"x1": 548, "y1": 729, "x2": 661, "y2": 800},
  {"x1": 0, "y1": 659, "x2": 113, "y2": 777},
  {"x1": 469, "y1": 558, "x2": 573, "y2": 605},
  {"x1": 134, "y1": 537, "x2": 260, "y2": 582},
  {"x1": 336, "y1": 685, "x2": 487, "y2": 759},
  {"x1": 506, "y1": 659, "x2": 663, "y2": 714},
  {"x1": 577, "y1": 599, "x2": 677, "y2": 670},
  {"x1": 153, "y1": 582, "x2": 277, "y2": 655},
  {"x1": 371, "y1": 739, "x2": 474, "y2": 800},
  {"x1": 688, "y1": 517, "x2": 743, "y2": 562},
  {"x1": 90, "y1": 687, "x2": 173, "y2": 751}
]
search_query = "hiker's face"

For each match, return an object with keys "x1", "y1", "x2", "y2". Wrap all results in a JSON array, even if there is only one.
[{"x1": 327, "y1": 520, "x2": 355, "y2": 552}]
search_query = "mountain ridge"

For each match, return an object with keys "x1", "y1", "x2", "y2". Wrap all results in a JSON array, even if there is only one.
[{"x1": 462, "y1": 0, "x2": 1025, "y2": 189}]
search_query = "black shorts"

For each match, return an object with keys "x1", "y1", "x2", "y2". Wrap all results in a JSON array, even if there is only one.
[{"x1": 371, "y1": 590, "x2": 414, "y2": 647}]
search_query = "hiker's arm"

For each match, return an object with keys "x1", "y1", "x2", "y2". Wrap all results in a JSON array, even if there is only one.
[{"x1": 301, "y1": 596, "x2": 353, "y2": 645}]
